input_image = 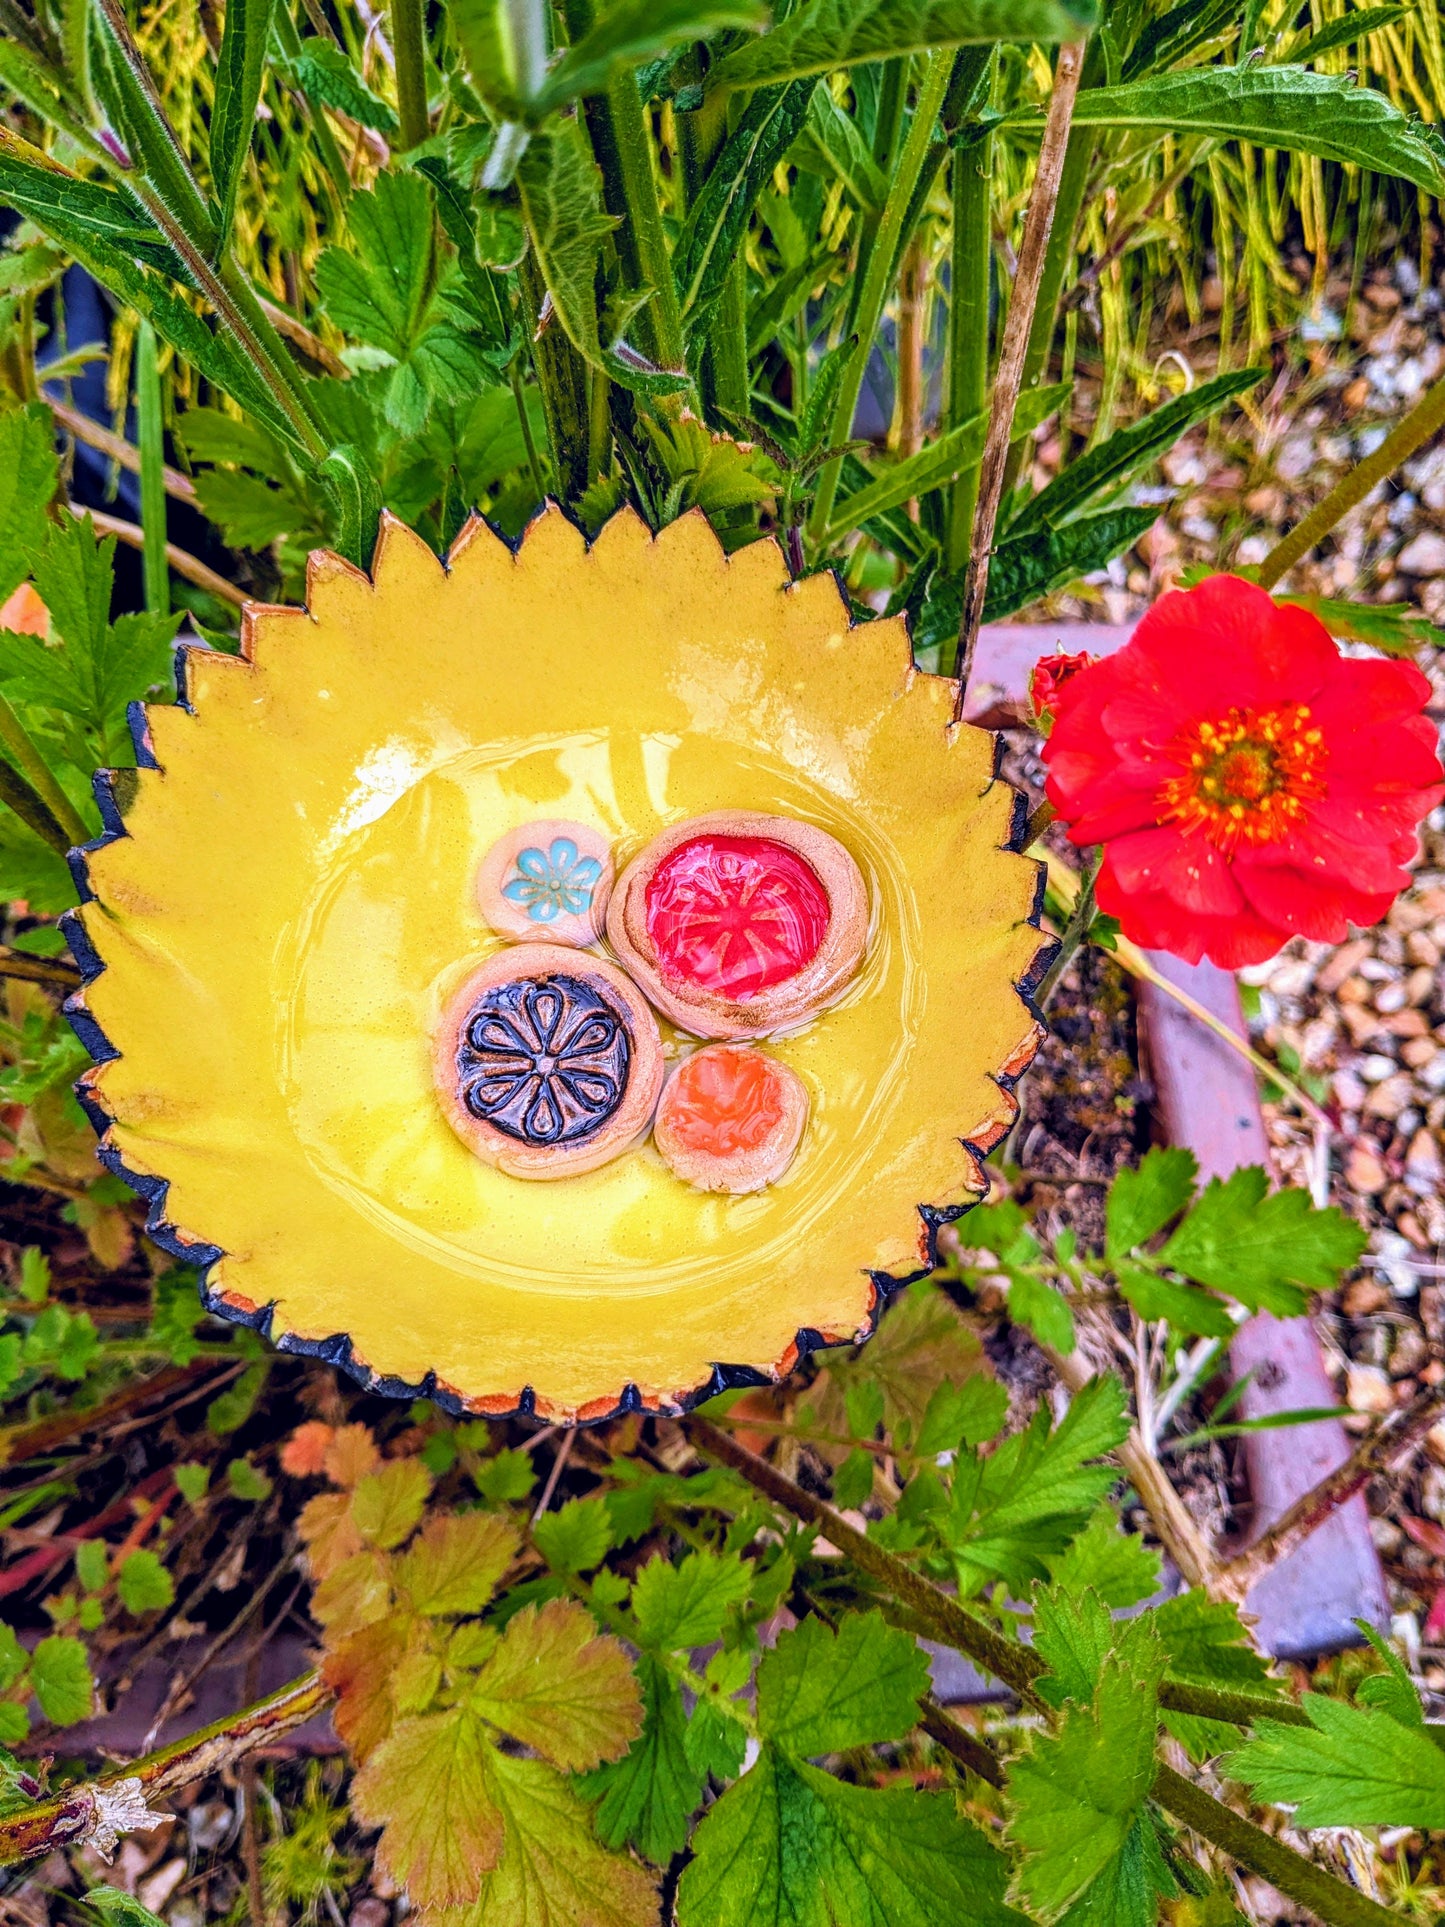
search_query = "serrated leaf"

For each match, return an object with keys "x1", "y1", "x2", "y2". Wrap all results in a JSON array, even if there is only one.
[
  {"x1": 1149, "y1": 1589, "x2": 1283, "y2": 1761},
  {"x1": 286, "y1": 40, "x2": 398, "y2": 136},
  {"x1": 1009, "y1": 373, "x2": 1261, "y2": 540},
  {"x1": 351, "y1": 1457, "x2": 431, "y2": 1549},
  {"x1": 913, "y1": 1375, "x2": 1010, "y2": 1458},
  {"x1": 1159, "y1": 1169, "x2": 1366, "y2": 1314},
  {"x1": 1032, "y1": 1585, "x2": 1117, "y2": 1706},
  {"x1": 1046, "y1": 1508, "x2": 1162, "y2": 1611},
  {"x1": 1355, "y1": 1622, "x2": 1425, "y2": 1728},
  {"x1": 310, "y1": 1548, "x2": 392, "y2": 1636},
  {"x1": 395, "y1": 1510, "x2": 518, "y2": 1616},
  {"x1": 679, "y1": 1748, "x2": 1024, "y2": 1927},
  {"x1": 816, "y1": 1279, "x2": 986, "y2": 1448},
  {"x1": 299, "y1": 1490, "x2": 364, "y2": 1581},
  {"x1": 324, "y1": 1610, "x2": 421, "y2": 1761},
  {"x1": 469, "y1": 1598, "x2": 642, "y2": 1770},
  {"x1": 1224, "y1": 1694, "x2": 1445, "y2": 1829},
  {"x1": 674, "y1": 82, "x2": 816, "y2": 324},
  {"x1": 824, "y1": 413, "x2": 985, "y2": 544},
  {"x1": 209, "y1": 0, "x2": 276, "y2": 245},
  {"x1": 1006, "y1": 1268, "x2": 1075, "y2": 1353},
  {"x1": 1005, "y1": 1635, "x2": 1166, "y2": 1922},
  {"x1": 474, "y1": 1446, "x2": 537, "y2": 1504},
  {"x1": 1116, "y1": 1264, "x2": 1237, "y2": 1339},
  {"x1": 30, "y1": 1633, "x2": 92, "y2": 1724},
  {"x1": 584, "y1": 1653, "x2": 702, "y2": 1864},
  {"x1": 352, "y1": 1702, "x2": 503, "y2": 1905},
  {"x1": 534, "y1": 1494, "x2": 614, "y2": 1573},
  {"x1": 315, "y1": 172, "x2": 435, "y2": 358},
  {"x1": 452, "y1": 1749, "x2": 660, "y2": 1927},
  {"x1": 537, "y1": 0, "x2": 762, "y2": 113},
  {"x1": 1106, "y1": 1148, "x2": 1199, "y2": 1262},
  {"x1": 630, "y1": 1549, "x2": 752, "y2": 1651},
  {"x1": 116, "y1": 1549, "x2": 174, "y2": 1615},
  {"x1": 985, "y1": 505, "x2": 1162, "y2": 622},
  {"x1": 758, "y1": 1611, "x2": 928, "y2": 1755},
  {"x1": 83, "y1": 1888, "x2": 168, "y2": 1927},
  {"x1": 1051, "y1": 66, "x2": 1445, "y2": 194},
  {"x1": 516, "y1": 123, "x2": 618, "y2": 364},
  {"x1": 706, "y1": 0, "x2": 1096, "y2": 94},
  {"x1": 0, "y1": 403, "x2": 57, "y2": 604}
]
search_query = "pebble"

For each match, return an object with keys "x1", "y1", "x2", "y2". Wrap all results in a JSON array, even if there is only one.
[
  {"x1": 1365, "y1": 1072, "x2": 1415, "y2": 1119},
  {"x1": 1406, "y1": 1127, "x2": 1444, "y2": 1194},
  {"x1": 1396, "y1": 529, "x2": 1445, "y2": 575},
  {"x1": 1317, "y1": 938, "x2": 1373, "y2": 993},
  {"x1": 1419, "y1": 1053, "x2": 1445, "y2": 1093},
  {"x1": 1342, "y1": 1278, "x2": 1390, "y2": 1317},
  {"x1": 1348, "y1": 1362, "x2": 1395, "y2": 1414},
  {"x1": 1401, "y1": 1038, "x2": 1437, "y2": 1070},
  {"x1": 1406, "y1": 931, "x2": 1441, "y2": 967},
  {"x1": 1392, "y1": 1324, "x2": 1429, "y2": 1375},
  {"x1": 1385, "y1": 1007, "x2": 1430, "y2": 1038},
  {"x1": 1345, "y1": 1140, "x2": 1388, "y2": 1193},
  {"x1": 1375, "y1": 980, "x2": 1409, "y2": 1014},
  {"x1": 1360, "y1": 957, "x2": 1400, "y2": 983},
  {"x1": 1360, "y1": 1052, "x2": 1401, "y2": 1082},
  {"x1": 1332, "y1": 1067, "x2": 1369, "y2": 1111},
  {"x1": 1407, "y1": 965, "x2": 1438, "y2": 1006},
  {"x1": 1421, "y1": 1464, "x2": 1445, "y2": 1525}
]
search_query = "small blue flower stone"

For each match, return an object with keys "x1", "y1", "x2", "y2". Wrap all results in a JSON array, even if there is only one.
[
  {"x1": 477, "y1": 819, "x2": 615, "y2": 946},
  {"x1": 502, "y1": 839, "x2": 604, "y2": 921}
]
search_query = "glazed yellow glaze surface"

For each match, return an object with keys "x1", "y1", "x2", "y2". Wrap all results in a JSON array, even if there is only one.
[{"x1": 75, "y1": 507, "x2": 1044, "y2": 1418}]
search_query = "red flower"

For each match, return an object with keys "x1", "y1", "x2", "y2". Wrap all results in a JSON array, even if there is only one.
[
  {"x1": 1041, "y1": 575, "x2": 1443, "y2": 969},
  {"x1": 1028, "y1": 648, "x2": 1098, "y2": 725}
]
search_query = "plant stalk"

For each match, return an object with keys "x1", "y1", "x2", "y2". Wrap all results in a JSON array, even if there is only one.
[
  {"x1": 953, "y1": 36, "x2": 1087, "y2": 702},
  {"x1": 808, "y1": 48, "x2": 954, "y2": 545},
  {"x1": 390, "y1": 0, "x2": 429, "y2": 149},
  {"x1": 605, "y1": 70, "x2": 686, "y2": 373},
  {"x1": 134, "y1": 319, "x2": 168, "y2": 618},
  {"x1": 1258, "y1": 363, "x2": 1445, "y2": 587},
  {"x1": 1033, "y1": 843, "x2": 1099, "y2": 1007},
  {"x1": 946, "y1": 129, "x2": 992, "y2": 574},
  {"x1": 0, "y1": 688, "x2": 90, "y2": 849}
]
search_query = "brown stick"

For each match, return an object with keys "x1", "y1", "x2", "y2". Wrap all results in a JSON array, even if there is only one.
[
  {"x1": 50, "y1": 399, "x2": 198, "y2": 506},
  {"x1": 0, "y1": 1671, "x2": 330, "y2": 1866},
  {"x1": 0, "y1": 943, "x2": 81, "y2": 988},
  {"x1": 69, "y1": 503, "x2": 246, "y2": 609},
  {"x1": 954, "y1": 37, "x2": 1087, "y2": 708},
  {"x1": 1212, "y1": 1385, "x2": 1445, "y2": 1605},
  {"x1": 0, "y1": 1362, "x2": 214, "y2": 1466}
]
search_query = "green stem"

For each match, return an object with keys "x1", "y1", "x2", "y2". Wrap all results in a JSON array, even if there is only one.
[
  {"x1": 1258, "y1": 364, "x2": 1445, "y2": 587},
  {"x1": 809, "y1": 48, "x2": 954, "y2": 546},
  {"x1": 520, "y1": 252, "x2": 589, "y2": 502},
  {"x1": 273, "y1": 2, "x2": 350, "y2": 204},
  {"x1": 0, "y1": 752, "x2": 73, "y2": 856},
  {"x1": 509, "y1": 353, "x2": 547, "y2": 501},
  {"x1": 134, "y1": 319, "x2": 168, "y2": 618},
  {"x1": 946, "y1": 132, "x2": 991, "y2": 575},
  {"x1": 847, "y1": 56, "x2": 908, "y2": 334},
  {"x1": 711, "y1": 254, "x2": 748, "y2": 419},
  {"x1": 0, "y1": 690, "x2": 90, "y2": 849},
  {"x1": 605, "y1": 70, "x2": 686, "y2": 372},
  {"x1": 1034, "y1": 845, "x2": 1100, "y2": 1007},
  {"x1": 390, "y1": 0, "x2": 429, "y2": 149}
]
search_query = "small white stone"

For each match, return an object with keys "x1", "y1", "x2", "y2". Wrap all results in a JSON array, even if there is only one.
[
  {"x1": 1397, "y1": 529, "x2": 1445, "y2": 576},
  {"x1": 1347, "y1": 1362, "x2": 1394, "y2": 1415}
]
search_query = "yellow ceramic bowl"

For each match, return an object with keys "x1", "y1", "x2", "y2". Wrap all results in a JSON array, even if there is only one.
[{"x1": 66, "y1": 508, "x2": 1046, "y2": 1421}]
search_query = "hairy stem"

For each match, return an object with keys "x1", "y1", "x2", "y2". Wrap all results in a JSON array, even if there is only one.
[
  {"x1": 1033, "y1": 842, "x2": 1099, "y2": 1008},
  {"x1": 809, "y1": 49, "x2": 954, "y2": 545},
  {"x1": 946, "y1": 129, "x2": 992, "y2": 574},
  {"x1": 390, "y1": 0, "x2": 429, "y2": 149},
  {"x1": 605, "y1": 71, "x2": 686, "y2": 373},
  {"x1": 0, "y1": 1672, "x2": 331, "y2": 1866},
  {"x1": 0, "y1": 688, "x2": 90, "y2": 849},
  {"x1": 134, "y1": 319, "x2": 168, "y2": 617},
  {"x1": 1258, "y1": 363, "x2": 1445, "y2": 587},
  {"x1": 953, "y1": 37, "x2": 1086, "y2": 705}
]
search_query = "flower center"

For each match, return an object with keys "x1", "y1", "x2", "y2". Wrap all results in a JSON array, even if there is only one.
[{"x1": 1159, "y1": 703, "x2": 1327, "y2": 850}]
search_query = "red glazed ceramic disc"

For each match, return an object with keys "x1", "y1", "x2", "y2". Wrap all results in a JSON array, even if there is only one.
[
  {"x1": 607, "y1": 812, "x2": 868, "y2": 1038},
  {"x1": 433, "y1": 944, "x2": 663, "y2": 1179},
  {"x1": 653, "y1": 1045, "x2": 808, "y2": 1193}
]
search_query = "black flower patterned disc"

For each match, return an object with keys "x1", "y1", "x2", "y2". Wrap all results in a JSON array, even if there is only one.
[{"x1": 455, "y1": 973, "x2": 632, "y2": 1147}]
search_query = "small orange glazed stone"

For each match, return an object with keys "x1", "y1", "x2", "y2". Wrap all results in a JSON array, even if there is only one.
[{"x1": 653, "y1": 1045, "x2": 808, "y2": 1193}]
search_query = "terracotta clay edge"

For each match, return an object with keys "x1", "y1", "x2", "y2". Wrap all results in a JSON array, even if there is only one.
[{"x1": 57, "y1": 520, "x2": 1052, "y2": 1426}]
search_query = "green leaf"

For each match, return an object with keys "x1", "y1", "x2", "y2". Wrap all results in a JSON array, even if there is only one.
[
  {"x1": 116, "y1": 1548, "x2": 175, "y2": 1615},
  {"x1": 832, "y1": 1447, "x2": 874, "y2": 1509},
  {"x1": 468, "y1": 1598, "x2": 642, "y2": 1771},
  {"x1": 149, "y1": 1267, "x2": 205, "y2": 1366},
  {"x1": 395, "y1": 1510, "x2": 519, "y2": 1616},
  {"x1": 673, "y1": 81, "x2": 817, "y2": 324},
  {"x1": 1031, "y1": 1584, "x2": 1119, "y2": 1705},
  {"x1": 679, "y1": 1749, "x2": 1024, "y2": 1927},
  {"x1": 351, "y1": 1702, "x2": 503, "y2": 1906},
  {"x1": 1225, "y1": 1694, "x2": 1445, "y2": 1829},
  {"x1": 315, "y1": 171, "x2": 435, "y2": 358},
  {"x1": 1289, "y1": 6, "x2": 1409, "y2": 64},
  {"x1": 286, "y1": 40, "x2": 399, "y2": 136},
  {"x1": 1150, "y1": 1589, "x2": 1284, "y2": 1760},
  {"x1": 1006, "y1": 1269, "x2": 1075, "y2": 1353},
  {"x1": 538, "y1": 0, "x2": 763, "y2": 113},
  {"x1": 984, "y1": 505, "x2": 1162, "y2": 621},
  {"x1": 1159, "y1": 1169, "x2": 1366, "y2": 1314},
  {"x1": 0, "y1": 403, "x2": 57, "y2": 605},
  {"x1": 533, "y1": 1495, "x2": 614, "y2": 1574},
  {"x1": 915, "y1": 1374, "x2": 1010, "y2": 1458},
  {"x1": 471, "y1": 1749, "x2": 659, "y2": 1925},
  {"x1": 29, "y1": 1633, "x2": 93, "y2": 1724},
  {"x1": 1355, "y1": 1621, "x2": 1426, "y2": 1729},
  {"x1": 1106, "y1": 1147, "x2": 1199, "y2": 1262},
  {"x1": 318, "y1": 444, "x2": 382, "y2": 569},
  {"x1": 1045, "y1": 1506, "x2": 1162, "y2": 1610},
  {"x1": 209, "y1": 0, "x2": 277, "y2": 245},
  {"x1": 796, "y1": 83, "x2": 887, "y2": 209},
  {"x1": 1116, "y1": 1263, "x2": 1237, "y2": 1339},
  {"x1": 758, "y1": 1611, "x2": 929, "y2": 1755},
  {"x1": 824, "y1": 414, "x2": 985, "y2": 542},
  {"x1": 74, "y1": 1540, "x2": 109, "y2": 1594},
  {"x1": 945, "y1": 1376, "x2": 1130, "y2": 1595},
  {"x1": 0, "y1": 1703, "x2": 28, "y2": 1744},
  {"x1": 173, "y1": 1462, "x2": 210, "y2": 1504},
  {"x1": 705, "y1": 0, "x2": 1098, "y2": 95},
  {"x1": 631, "y1": 1549, "x2": 752, "y2": 1650},
  {"x1": 226, "y1": 1457, "x2": 273, "y2": 1501},
  {"x1": 1005, "y1": 1632, "x2": 1166, "y2": 1922},
  {"x1": 1051, "y1": 67, "x2": 1445, "y2": 193},
  {"x1": 351, "y1": 1457, "x2": 432, "y2": 1549},
  {"x1": 83, "y1": 1888, "x2": 168, "y2": 1927},
  {"x1": 207, "y1": 1357, "x2": 267, "y2": 1434},
  {"x1": 1009, "y1": 372, "x2": 1262, "y2": 539},
  {"x1": 0, "y1": 1622, "x2": 26, "y2": 1692},
  {"x1": 474, "y1": 1446, "x2": 536, "y2": 1504},
  {"x1": 192, "y1": 467, "x2": 314, "y2": 551},
  {"x1": 817, "y1": 1278, "x2": 987, "y2": 1448},
  {"x1": 516, "y1": 123, "x2": 619, "y2": 364},
  {"x1": 584, "y1": 1653, "x2": 702, "y2": 1865}
]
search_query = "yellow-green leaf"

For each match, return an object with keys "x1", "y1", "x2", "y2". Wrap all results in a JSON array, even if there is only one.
[
  {"x1": 352, "y1": 1702, "x2": 503, "y2": 1906},
  {"x1": 395, "y1": 1511, "x2": 519, "y2": 1617},
  {"x1": 470, "y1": 1598, "x2": 642, "y2": 1771},
  {"x1": 351, "y1": 1458, "x2": 432, "y2": 1549}
]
